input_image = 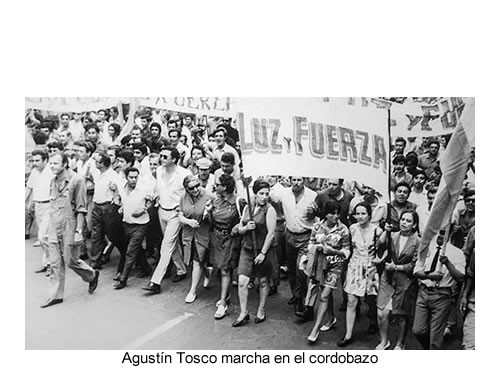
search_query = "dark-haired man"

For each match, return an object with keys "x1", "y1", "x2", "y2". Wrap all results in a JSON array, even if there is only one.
[
  {"x1": 89, "y1": 150, "x2": 126, "y2": 272},
  {"x1": 26, "y1": 149, "x2": 54, "y2": 274},
  {"x1": 418, "y1": 139, "x2": 440, "y2": 179},
  {"x1": 113, "y1": 167, "x2": 153, "y2": 289},
  {"x1": 41, "y1": 153, "x2": 99, "y2": 308},
  {"x1": 212, "y1": 127, "x2": 240, "y2": 169},
  {"x1": 143, "y1": 146, "x2": 191, "y2": 294}
]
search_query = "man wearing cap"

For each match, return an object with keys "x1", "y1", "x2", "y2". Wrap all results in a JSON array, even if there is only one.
[{"x1": 196, "y1": 157, "x2": 215, "y2": 197}]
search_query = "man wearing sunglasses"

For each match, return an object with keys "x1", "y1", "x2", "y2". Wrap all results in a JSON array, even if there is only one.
[{"x1": 143, "y1": 146, "x2": 191, "y2": 294}]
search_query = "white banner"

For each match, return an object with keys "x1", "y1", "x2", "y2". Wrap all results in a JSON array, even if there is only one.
[
  {"x1": 136, "y1": 97, "x2": 235, "y2": 118},
  {"x1": 332, "y1": 97, "x2": 466, "y2": 138},
  {"x1": 237, "y1": 98, "x2": 390, "y2": 195},
  {"x1": 25, "y1": 97, "x2": 122, "y2": 113}
]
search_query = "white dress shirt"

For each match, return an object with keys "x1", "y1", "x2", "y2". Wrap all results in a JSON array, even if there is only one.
[
  {"x1": 119, "y1": 183, "x2": 151, "y2": 224},
  {"x1": 274, "y1": 187, "x2": 317, "y2": 233},
  {"x1": 155, "y1": 165, "x2": 191, "y2": 209},
  {"x1": 93, "y1": 168, "x2": 122, "y2": 204},
  {"x1": 27, "y1": 165, "x2": 54, "y2": 202}
]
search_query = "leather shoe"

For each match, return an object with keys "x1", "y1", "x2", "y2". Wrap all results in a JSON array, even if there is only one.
[
  {"x1": 113, "y1": 280, "x2": 126, "y2": 290},
  {"x1": 288, "y1": 296, "x2": 297, "y2": 305},
  {"x1": 295, "y1": 300, "x2": 305, "y2": 317},
  {"x1": 40, "y1": 298, "x2": 63, "y2": 308},
  {"x1": 88, "y1": 270, "x2": 99, "y2": 294},
  {"x1": 337, "y1": 337, "x2": 354, "y2": 347},
  {"x1": 254, "y1": 312, "x2": 266, "y2": 324},
  {"x1": 143, "y1": 282, "x2": 161, "y2": 294},
  {"x1": 232, "y1": 313, "x2": 250, "y2": 327},
  {"x1": 302, "y1": 306, "x2": 314, "y2": 322},
  {"x1": 35, "y1": 265, "x2": 48, "y2": 273},
  {"x1": 172, "y1": 273, "x2": 187, "y2": 283}
]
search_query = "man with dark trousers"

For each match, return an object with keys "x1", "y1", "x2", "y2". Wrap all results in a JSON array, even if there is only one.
[
  {"x1": 113, "y1": 167, "x2": 153, "y2": 289},
  {"x1": 89, "y1": 150, "x2": 126, "y2": 274}
]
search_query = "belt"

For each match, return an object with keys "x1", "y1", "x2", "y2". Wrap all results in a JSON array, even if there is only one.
[
  {"x1": 214, "y1": 226, "x2": 231, "y2": 235},
  {"x1": 421, "y1": 285, "x2": 452, "y2": 293},
  {"x1": 94, "y1": 201, "x2": 111, "y2": 206},
  {"x1": 160, "y1": 205, "x2": 179, "y2": 212},
  {"x1": 287, "y1": 229, "x2": 311, "y2": 236},
  {"x1": 34, "y1": 200, "x2": 50, "y2": 204}
]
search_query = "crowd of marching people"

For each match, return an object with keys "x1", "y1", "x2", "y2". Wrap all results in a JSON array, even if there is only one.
[{"x1": 24, "y1": 105, "x2": 475, "y2": 350}]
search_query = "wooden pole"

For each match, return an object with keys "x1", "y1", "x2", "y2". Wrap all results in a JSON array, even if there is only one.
[{"x1": 386, "y1": 108, "x2": 393, "y2": 263}]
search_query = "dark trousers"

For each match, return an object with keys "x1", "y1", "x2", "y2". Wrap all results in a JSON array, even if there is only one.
[
  {"x1": 412, "y1": 286, "x2": 453, "y2": 350},
  {"x1": 146, "y1": 207, "x2": 162, "y2": 258},
  {"x1": 285, "y1": 230, "x2": 311, "y2": 300},
  {"x1": 90, "y1": 202, "x2": 126, "y2": 272},
  {"x1": 119, "y1": 223, "x2": 151, "y2": 282}
]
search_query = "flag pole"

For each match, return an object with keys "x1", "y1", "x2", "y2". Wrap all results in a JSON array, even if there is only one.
[
  {"x1": 386, "y1": 107, "x2": 393, "y2": 264},
  {"x1": 237, "y1": 111, "x2": 258, "y2": 252}
]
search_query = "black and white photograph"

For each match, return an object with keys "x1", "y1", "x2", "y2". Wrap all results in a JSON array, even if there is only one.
[
  {"x1": 24, "y1": 97, "x2": 475, "y2": 351},
  {"x1": 8, "y1": 1, "x2": 495, "y2": 368}
]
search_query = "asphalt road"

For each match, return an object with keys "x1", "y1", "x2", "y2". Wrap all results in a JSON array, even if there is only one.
[{"x1": 25, "y1": 238, "x2": 462, "y2": 350}]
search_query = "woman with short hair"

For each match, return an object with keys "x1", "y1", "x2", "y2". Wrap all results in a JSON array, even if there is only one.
[
  {"x1": 375, "y1": 210, "x2": 420, "y2": 350},
  {"x1": 179, "y1": 175, "x2": 214, "y2": 304},
  {"x1": 232, "y1": 180, "x2": 277, "y2": 327},
  {"x1": 206, "y1": 173, "x2": 240, "y2": 320}
]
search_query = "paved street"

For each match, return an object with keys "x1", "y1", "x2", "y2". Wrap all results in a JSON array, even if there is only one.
[{"x1": 25, "y1": 238, "x2": 462, "y2": 350}]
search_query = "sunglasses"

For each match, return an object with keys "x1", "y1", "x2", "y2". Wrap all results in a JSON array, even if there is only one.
[
  {"x1": 187, "y1": 183, "x2": 201, "y2": 191},
  {"x1": 160, "y1": 155, "x2": 170, "y2": 159}
]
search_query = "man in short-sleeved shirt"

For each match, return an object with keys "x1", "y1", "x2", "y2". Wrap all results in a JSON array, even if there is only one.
[
  {"x1": 113, "y1": 167, "x2": 153, "y2": 289},
  {"x1": 412, "y1": 234, "x2": 465, "y2": 350},
  {"x1": 26, "y1": 149, "x2": 54, "y2": 273}
]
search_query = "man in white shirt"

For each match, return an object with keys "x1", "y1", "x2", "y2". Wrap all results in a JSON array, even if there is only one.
[
  {"x1": 412, "y1": 231, "x2": 465, "y2": 350},
  {"x1": 25, "y1": 149, "x2": 54, "y2": 273},
  {"x1": 211, "y1": 127, "x2": 240, "y2": 169},
  {"x1": 89, "y1": 150, "x2": 126, "y2": 274},
  {"x1": 272, "y1": 176, "x2": 317, "y2": 317},
  {"x1": 113, "y1": 167, "x2": 153, "y2": 289},
  {"x1": 143, "y1": 146, "x2": 191, "y2": 294}
]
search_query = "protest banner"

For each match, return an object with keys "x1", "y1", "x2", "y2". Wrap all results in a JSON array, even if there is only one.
[
  {"x1": 237, "y1": 98, "x2": 390, "y2": 195},
  {"x1": 25, "y1": 97, "x2": 122, "y2": 113},
  {"x1": 136, "y1": 97, "x2": 235, "y2": 118},
  {"x1": 331, "y1": 97, "x2": 466, "y2": 138}
]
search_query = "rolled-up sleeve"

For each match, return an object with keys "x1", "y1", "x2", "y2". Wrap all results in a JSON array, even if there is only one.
[{"x1": 72, "y1": 175, "x2": 88, "y2": 214}]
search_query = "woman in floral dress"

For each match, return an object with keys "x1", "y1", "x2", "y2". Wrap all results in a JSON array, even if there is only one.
[
  {"x1": 338, "y1": 202, "x2": 383, "y2": 347},
  {"x1": 305, "y1": 201, "x2": 350, "y2": 344}
]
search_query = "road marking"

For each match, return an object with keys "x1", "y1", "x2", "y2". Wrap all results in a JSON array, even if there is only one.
[{"x1": 121, "y1": 312, "x2": 194, "y2": 350}]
